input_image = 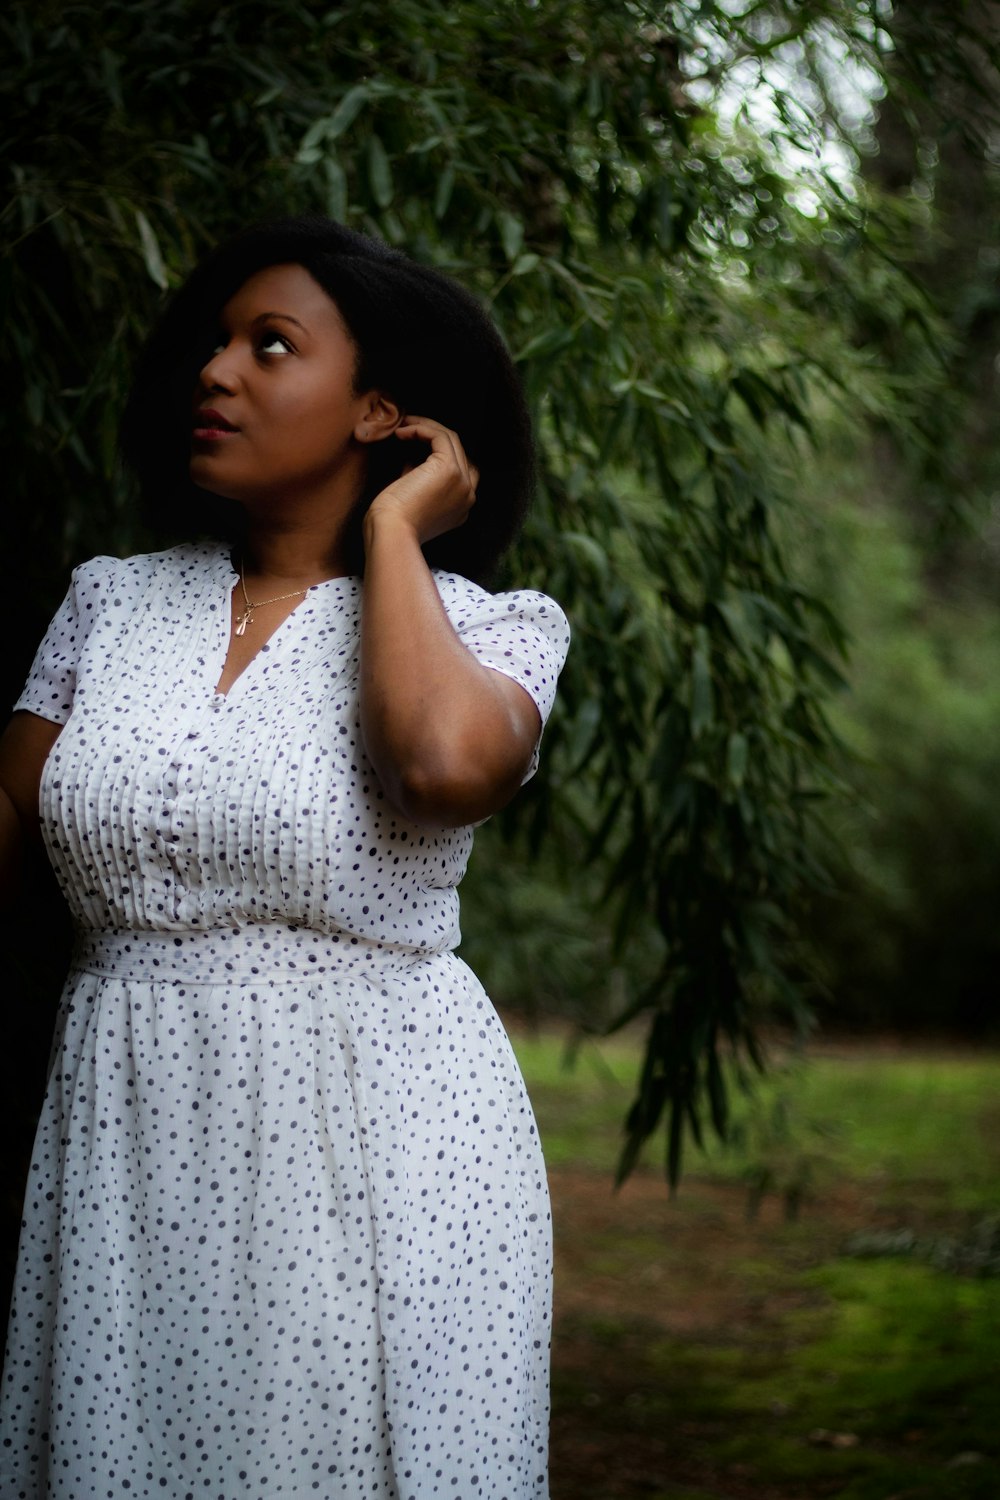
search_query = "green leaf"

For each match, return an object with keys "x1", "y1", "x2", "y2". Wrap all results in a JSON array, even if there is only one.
[
  {"x1": 367, "y1": 134, "x2": 393, "y2": 208},
  {"x1": 497, "y1": 209, "x2": 524, "y2": 263},
  {"x1": 99, "y1": 46, "x2": 123, "y2": 111},
  {"x1": 433, "y1": 165, "x2": 455, "y2": 220},
  {"x1": 25, "y1": 382, "x2": 44, "y2": 426},
  {"x1": 326, "y1": 84, "x2": 369, "y2": 139},
  {"x1": 514, "y1": 326, "x2": 577, "y2": 362},
  {"x1": 726, "y1": 732, "x2": 748, "y2": 789},
  {"x1": 134, "y1": 210, "x2": 168, "y2": 290},
  {"x1": 324, "y1": 158, "x2": 348, "y2": 222},
  {"x1": 717, "y1": 595, "x2": 766, "y2": 654},
  {"x1": 563, "y1": 531, "x2": 608, "y2": 575},
  {"x1": 300, "y1": 114, "x2": 332, "y2": 153},
  {"x1": 667, "y1": 1099, "x2": 685, "y2": 1190},
  {"x1": 706, "y1": 1050, "x2": 729, "y2": 1141},
  {"x1": 689, "y1": 626, "x2": 715, "y2": 738}
]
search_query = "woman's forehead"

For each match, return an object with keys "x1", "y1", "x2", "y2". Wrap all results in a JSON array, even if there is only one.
[{"x1": 221, "y1": 262, "x2": 344, "y2": 330}]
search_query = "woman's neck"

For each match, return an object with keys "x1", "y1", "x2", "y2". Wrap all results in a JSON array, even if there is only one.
[{"x1": 238, "y1": 517, "x2": 353, "y2": 589}]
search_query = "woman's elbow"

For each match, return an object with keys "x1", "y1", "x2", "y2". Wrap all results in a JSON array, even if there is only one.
[{"x1": 385, "y1": 738, "x2": 532, "y2": 827}]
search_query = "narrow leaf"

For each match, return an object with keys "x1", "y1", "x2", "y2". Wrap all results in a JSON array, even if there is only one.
[
  {"x1": 726, "y1": 732, "x2": 748, "y2": 789},
  {"x1": 497, "y1": 210, "x2": 524, "y2": 263},
  {"x1": 368, "y1": 134, "x2": 393, "y2": 208},
  {"x1": 135, "y1": 210, "x2": 168, "y2": 290},
  {"x1": 689, "y1": 626, "x2": 714, "y2": 738},
  {"x1": 325, "y1": 158, "x2": 347, "y2": 222},
  {"x1": 433, "y1": 165, "x2": 455, "y2": 220},
  {"x1": 327, "y1": 83, "x2": 369, "y2": 139}
]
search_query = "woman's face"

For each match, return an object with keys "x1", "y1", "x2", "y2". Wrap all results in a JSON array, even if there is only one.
[{"x1": 190, "y1": 262, "x2": 378, "y2": 512}]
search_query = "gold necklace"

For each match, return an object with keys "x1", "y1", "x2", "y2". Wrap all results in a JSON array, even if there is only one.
[{"x1": 235, "y1": 558, "x2": 309, "y2": 637}]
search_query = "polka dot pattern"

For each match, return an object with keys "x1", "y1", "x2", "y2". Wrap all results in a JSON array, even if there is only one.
[{"x1": 0, "y1": 543, "x2": 570, "y2": 1499}]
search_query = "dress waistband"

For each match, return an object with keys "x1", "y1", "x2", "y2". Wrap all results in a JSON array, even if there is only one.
[{"x1": 72, "y1": 924, "x2": 440, "y2": 985}]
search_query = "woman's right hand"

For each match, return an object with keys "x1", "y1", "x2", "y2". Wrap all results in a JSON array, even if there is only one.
[{"x1": 363, "y1": 417, "x2": 478, "y2": 550}]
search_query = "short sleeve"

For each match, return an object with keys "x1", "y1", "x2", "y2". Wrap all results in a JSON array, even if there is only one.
[
  {"x1": 13, "y1": 556, "x2": 121, "y2": 724},
  {"x1": 436, "y1": 572, "x2": 571, "y2": 783}
]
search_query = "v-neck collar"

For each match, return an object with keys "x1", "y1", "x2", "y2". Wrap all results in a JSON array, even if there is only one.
[{"x1": 208, "y1": 544, "x2": 361, "y2": 701}]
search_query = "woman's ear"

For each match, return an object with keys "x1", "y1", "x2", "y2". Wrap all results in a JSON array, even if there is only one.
[{"x1": 355, "y1": 392, "x2": 403, "y2": 444}]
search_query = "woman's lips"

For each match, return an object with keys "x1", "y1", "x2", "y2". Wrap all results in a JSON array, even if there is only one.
[{"x1": 193, "y1": 409, "x2": 239, "y2": 441}]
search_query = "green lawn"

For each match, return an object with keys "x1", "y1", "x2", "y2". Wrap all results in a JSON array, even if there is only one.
[{"x1": 508, "y1": 1026, "x2": 1000, "y2": 1500}]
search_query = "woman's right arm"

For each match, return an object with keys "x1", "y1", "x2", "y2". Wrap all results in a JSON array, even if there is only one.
[{"x1": 0, "y1": 713, "x2": 62, "y2": 905}]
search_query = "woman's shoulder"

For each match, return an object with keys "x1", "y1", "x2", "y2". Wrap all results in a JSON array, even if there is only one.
[
  {"x1": 431, "y1": 570, "x2": 570, "y2": 750},
  {"x1": 70, "y1": 541, "x2": 227, "y2": 594},
  {"x1": 431, "y1": 568, "x2": 569, "y2": 630},
  {"x1": 432, "y1": 571, "x2": 571, "y2": 667}
]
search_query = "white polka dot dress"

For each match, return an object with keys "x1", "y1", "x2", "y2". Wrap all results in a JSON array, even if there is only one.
[{"x1": 0, "y1": 542, "x2": 570, "y2": 1500}]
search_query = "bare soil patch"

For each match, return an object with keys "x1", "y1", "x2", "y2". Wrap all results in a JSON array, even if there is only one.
[{"x1": 546, "y1": 1165, "x2": 979, "y2": 1500}]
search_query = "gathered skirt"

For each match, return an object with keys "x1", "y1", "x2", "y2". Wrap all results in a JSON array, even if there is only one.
[{"x1": 0, "y1": 925, "x2": 552, "y2": 1499}]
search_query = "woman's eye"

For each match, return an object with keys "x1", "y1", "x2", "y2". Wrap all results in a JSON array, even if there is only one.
[{"x1": 258, "y1": 331, "x2": 293, "y2": 356}]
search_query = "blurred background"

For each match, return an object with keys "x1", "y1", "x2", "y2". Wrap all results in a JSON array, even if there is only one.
[{"x1": 2, "y1": 2, "x2": 998, "y2": 1494}]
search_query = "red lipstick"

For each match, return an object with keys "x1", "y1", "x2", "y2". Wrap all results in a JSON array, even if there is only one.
[{"x1": 193, "y1": 408, "x2": 239, "y2": 440}]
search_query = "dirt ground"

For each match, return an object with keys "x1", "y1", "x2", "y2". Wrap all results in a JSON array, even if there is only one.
[{"x1": 545, "y1": 1165, "x2": 941, "y2": 1500}]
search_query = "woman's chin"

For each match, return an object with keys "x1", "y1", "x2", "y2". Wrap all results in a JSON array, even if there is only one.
[{"x1": 188, "y1": 461, "x2": 244, "y2": 504}]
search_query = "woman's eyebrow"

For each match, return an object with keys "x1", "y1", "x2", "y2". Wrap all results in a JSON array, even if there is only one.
[{"x1": 251, "y1": 310, "x2": 308, "y2": 332}]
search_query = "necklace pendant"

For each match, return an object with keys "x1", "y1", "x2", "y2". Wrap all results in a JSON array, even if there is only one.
[{"x1": 235, "y1": 606, "x2": 253, "y2": 637}]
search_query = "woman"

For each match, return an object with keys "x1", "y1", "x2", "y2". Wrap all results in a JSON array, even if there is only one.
[{"x1": 0, "y1": 215, "x2": 569, "y2": 1499}]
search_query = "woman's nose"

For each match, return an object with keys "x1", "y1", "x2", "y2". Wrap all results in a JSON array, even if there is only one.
[{"x1": 198, "y1": 342, "x2": 238, "y2": 392}]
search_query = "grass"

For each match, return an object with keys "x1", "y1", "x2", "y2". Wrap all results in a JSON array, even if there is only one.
[
  {"x1": 508, "y1": 1028, "x2": 638, "y2": 1171},
  {"x1": 513, "y1": 1028, "x2": 1000, "y2": 1205},
  {"x1": 507, "y1": 1024, "x2": 1000, "y2": 1500}
]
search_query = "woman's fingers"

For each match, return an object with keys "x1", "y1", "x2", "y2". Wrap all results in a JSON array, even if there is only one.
[
  {"x1": 395, "y1": 417, "x2": 477, "y2": 500},
  {"x1": 366, "y1": 416, "x2": 478, "y2": 544}
]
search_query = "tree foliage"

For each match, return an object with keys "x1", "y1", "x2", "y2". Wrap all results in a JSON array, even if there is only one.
[
  {"x1": 861, "y1": 0, "x2": 1000, "y2": 561},
  {"x1": 3, "y1": 0, "x2": 995, "y2": 1184},
  {"x1": 782, "y1": 0, "x2": 1000, "y2": 1042},
  {"x1": 789, "y1": 467, "x2": 1000, "y2": 1038}
]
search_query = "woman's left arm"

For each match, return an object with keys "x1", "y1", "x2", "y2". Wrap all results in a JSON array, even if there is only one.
[{"x1": 359, "y1": 419, "x2": 542, "y2": 827}]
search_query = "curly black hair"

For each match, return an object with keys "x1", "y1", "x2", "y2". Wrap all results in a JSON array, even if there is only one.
[{"x1": 121, "y1": 215, "x2": 534, "y2": 584}]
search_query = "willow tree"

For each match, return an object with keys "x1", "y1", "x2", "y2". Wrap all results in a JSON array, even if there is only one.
[{"x1": 2, "y1": 0, "x2": 990, "y2": 1185}]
